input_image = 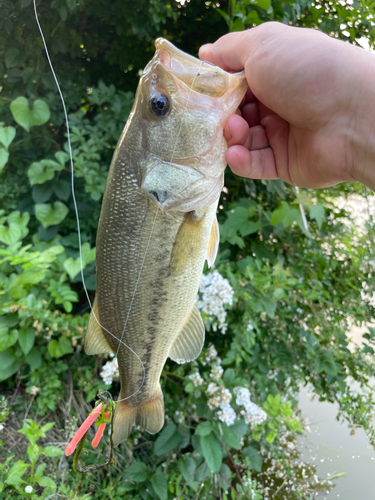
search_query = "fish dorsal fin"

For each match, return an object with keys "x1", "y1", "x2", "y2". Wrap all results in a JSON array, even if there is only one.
[
  {"x1": 169, "y1": 304, "x2": 205, "y2": 364},
  {"x1": 84, "y1": 300, "x2": 112, "y2": 355},
  {"x1": 206, "y1": 216, "x2": 219, "y2": 268}
]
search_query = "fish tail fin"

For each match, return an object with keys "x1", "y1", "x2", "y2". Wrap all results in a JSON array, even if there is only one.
[
  {"x1": 112, "y1": 386, "x2": 164, "y2": 447},
  {"x1": 136, "y1": 385, "x2": 164, "y2": 435},
  {"x1": 112, "y1": 402, "x2": 137, "y2": 447}
]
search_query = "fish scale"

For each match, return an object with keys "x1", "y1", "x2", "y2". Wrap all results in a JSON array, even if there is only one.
[{"x1": 84, "y1": 38, "x2": 247, "y2": 446}]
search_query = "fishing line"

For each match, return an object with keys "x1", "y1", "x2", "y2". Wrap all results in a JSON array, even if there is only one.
[
  {"x1": 33, "y1": 0, "x2": 145, "y2": 401},
  {"x1": 34, "y1": 0, "x2": 205, "y2": 404},
  {"x1": 295, "y1": 186, "x2": 309, "y2": 232}
]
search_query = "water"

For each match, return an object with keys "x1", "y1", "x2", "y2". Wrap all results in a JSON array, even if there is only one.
[{"x1": 298, "y1": 388, "x2": 375, "y2": 499}]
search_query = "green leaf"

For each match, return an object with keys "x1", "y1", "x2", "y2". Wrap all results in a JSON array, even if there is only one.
[
  {"x1": 0, "y1": 359, "x2": 21, "y2": 381},
  {"x1": 25, "y1": 347, "x2": 42, "y2": 370},
  {"x1": 32, "y1": 182, "x2": 54, "y2": 203},
  {"x1": 0, "y1": 349, "x2": 16, "y2": 370},
  {"x1": 42, "y1": 446, "x2": 64, "y2": 457},
  {"x1": 53, "y1": 180, "x2": 71, "y2": 201},
  {"x1": 123, "y1": 461, "x2": 151, "y2": 482},
  {"x1": 243, "y1": 446, "x2": 263, "y2": 472},
  {"x1": 154, "y1": 423, "x2": 183, "y2": 456},
  {"x1": 151, "y1": 472, "x2": 168, "y2": 500},
  {"x1": 0, "y1": 126, "x2": 16, "y2": 149},
  {"x1": 35, "y1": 202, "x2": 68, "y2": 229},
  {"x1": 0, "y1": 223, "x2": 22, "y2": 245},
  {"x1": 309, "y1": 204, "x2": 325, "y2": 229},
  {"x1": 0, "y1": 328, "x2": 18, "y2": 352},
  {"x1": 270, "y1": 201, "x2": 300, "y2": 227},
  {"x1": 195, "y1": 421, "x2": 213, "y2": 437},
  {"x1": 19, "y1": 269, "x2": 46, "y2": 285},
  {"x1": 0, "y1": 149, "x2": 9, "y2": 173},
  {"x1": 19, "y1": 327, "x2": 35, "y2": 355},
  {"x1": 37, "y1": 476, "x2": 57, "y2": 491},
  {"x1": 180, "y1": 456, "x2": 196, "y2": 482},
  {"x1": 253, "y1": 0, "x2": 270, "y2": 11},
  {"x1": 28, "y1": 159, "x2": 64, "y2": 185},
  {"x1": 5, "y1": 460, "x2": 29, "y2": 485},
  {"x1": 230, "y1": 419, "x2": 248, "y2": 439},
  {"x1": 0, "y1": 315, "x2": 19, "y2": 329},
  {"x1": 220, "y1": 423, "x2": 241, "y2": 450},
  {"x1": 63, "y1": 243, "x2": 96, "y2": 279},
  {"x1": 200, "y1": 434, "x2": 222, "y2": 473},
  {"x1": 5, "y1": 48, "x2": 25, "y2": 68},
  {"x1": 48, "y1": 335, "x2": 73, "y2": 358},
  {"x1": 223, "y1": 368, "x2": 235, "y2": 384},
  {"x1": 10, "y1": 97, "x2": 51, "y2": 132}
]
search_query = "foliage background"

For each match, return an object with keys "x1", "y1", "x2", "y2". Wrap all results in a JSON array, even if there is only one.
[{"x1": 1, "y1": 0, "x2": 375, "y2": 499}]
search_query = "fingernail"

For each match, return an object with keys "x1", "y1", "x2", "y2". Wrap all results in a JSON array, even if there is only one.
[
  {"x1": 199, "y1": 43, "x2": 212, "y2": 55},
  {"x1": 224, "y1": 122, "x2": 232, "y2": 142}
]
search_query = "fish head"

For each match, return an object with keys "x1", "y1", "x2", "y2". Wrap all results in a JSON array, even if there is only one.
[{"x1": 133, "y1": 38, "x2": 248, "y2": 213}]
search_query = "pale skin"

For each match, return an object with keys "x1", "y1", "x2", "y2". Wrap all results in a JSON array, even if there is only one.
[{"x1": 199, "y1": 22, "x2": 375, "y2": 191}]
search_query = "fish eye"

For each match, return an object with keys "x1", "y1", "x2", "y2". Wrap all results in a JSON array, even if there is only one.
[{"x1": 150, "y1": 93, "x2": 170, "y2": 117}]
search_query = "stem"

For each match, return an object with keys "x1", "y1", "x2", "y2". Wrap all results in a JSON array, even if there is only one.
[
  {"x1": 178, "y1": 462, "x2": 205, "y2": 499},
  {"x1": 219, "y1": 472, "x2": 241, "y2": 499},
  {"x1": 195, "y1": 464, "x2": 208, "y2": 500},
  {"x1": 216, "y1": 436, "x2": 248, "y2": 498}
]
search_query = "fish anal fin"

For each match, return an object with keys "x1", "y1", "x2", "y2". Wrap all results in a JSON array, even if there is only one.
[
  {"x1": 84, "y1": 300, "x2": 112, "y2": 355},
  {"x1": 112, "y1": 403, "x2": 137, "y2": 447},
  {"x1": 136, "y1": 386, "x2": 164, "y2": 434},
  {"x1": 206, "y1": 216, "x2": 219, "y2": 268},
  {"x1": 112, "y1": 386, "x2": 164, "y2": 446},
  {"x1": 169, "y1": 304, "x2": 205, "y2": 364}
]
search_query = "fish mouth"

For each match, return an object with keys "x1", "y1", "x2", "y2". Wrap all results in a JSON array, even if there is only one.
[{"x1": 154, "y1": 38, "x2": 246, "y2": 98}]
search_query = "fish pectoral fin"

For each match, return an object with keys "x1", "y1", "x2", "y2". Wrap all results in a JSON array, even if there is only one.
[
  {"x1": 84, "y1": 300, "x2": 112, "y2": 355},
  {"x1": 206, "y1": 216, "x2": 219, "y2": 268},
  {"x1": 112, "y1": 386, "x2": 164, "y2": 446},
  {"x1": 169, "y1": 304, "x2": 205, "y2": 364}
]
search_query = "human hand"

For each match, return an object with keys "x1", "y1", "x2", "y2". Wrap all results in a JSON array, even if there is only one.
[{"x1": 199, "y1": 23, "x2": 375, "y2": 190}]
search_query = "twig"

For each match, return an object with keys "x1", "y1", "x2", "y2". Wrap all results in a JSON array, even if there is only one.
[
  {"x1": 178, "y1": 462, "x2": 205, "y2": 499},
  {"x1": 10, "y1": 370, "x2": 23, "y2": 405},
  {"x1": 218, "y1": 472, "x2": 222, "y2": 500},
  {"x1": 195, "y1": 464, "x2": 208, "y2": 500},
  {"x1": 216, "y1": 436, "x2": 248, "y2": 498},
  {"x1": 23, "y1": 395, "x2": 35, "y2": 426},
  {"x1": 219, "y1": 472, "x2": 241, "y2": 499}
]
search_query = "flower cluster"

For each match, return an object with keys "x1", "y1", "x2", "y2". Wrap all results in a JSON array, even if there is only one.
[
  {"x1": 205, "y1": 382, "x2": 236, "y2": 426},
  {"x1": 197, "y1": 270, "x2": 234, "y2": 334},
  {"x1": 217, "y1": 403, "x2": 236, "y2": 426},
  {"x1": 210, "y1": 364, "x2": 224, "y2": 381},
  {"x1": 200, "y1": 344, "x2": 220, "y2": 366},
  {"x1": 188, "y1": 371, "x2": 204, "y2": 387},
  {"x1": 234, "y1": 387, "x2": 267, "y2": 426},
  {"x1": 100, "y1": 357, "x2": 119, "y2": 385}
]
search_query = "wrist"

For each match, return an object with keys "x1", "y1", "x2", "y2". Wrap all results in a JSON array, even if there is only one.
[{"x1": 346, "y1": 45, "x2": 375, "y2": 190}]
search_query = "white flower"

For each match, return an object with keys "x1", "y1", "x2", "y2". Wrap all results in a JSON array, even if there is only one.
[
  {"x1": 197, "y1": 271, "x2": 234, "y2": 334},
  {"x1": 100, "y1": 358, "x2": 119, "y2": 385},
  {"x1": 201, "y1": 344, "x2": 222, "y2": 367},
  {"x1": 206, "y1": 384, "x2": 232, "y2": 410},
  {"x1": 217, "y1": 403, "x2": 236, "y2": 426},
  {"x1": 188, "y1": 371, "x2": 204, "y2": 387},
  {"x1": 30, "y1": 386, "x2": 40, "y2": 396},
  {"x1": 25, "y1": 485, "x2": 33, "y2": 493},
  {"x1": 210, "y1": 365, "x2": 224, "y2": 381},
  {"x1": 234, "y1": 387, "x2": 267, "y2": 426},
  {"x1": 0, "y1": 424, "x2": 3, "y2": 431}
]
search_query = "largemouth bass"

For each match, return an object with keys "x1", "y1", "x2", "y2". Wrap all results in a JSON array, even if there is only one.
[{"x1": 84, "y1": 38, "x2": 247, "y2": 446}]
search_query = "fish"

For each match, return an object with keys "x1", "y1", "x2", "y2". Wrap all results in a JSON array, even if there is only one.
[{"x1": 84, "y1": 37, "x2": 247, "y2": 446}]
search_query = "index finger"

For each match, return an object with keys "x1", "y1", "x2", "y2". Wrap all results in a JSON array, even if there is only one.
[{"x1": 199, "y1": 31, "x2": 251, "y2": 72}]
